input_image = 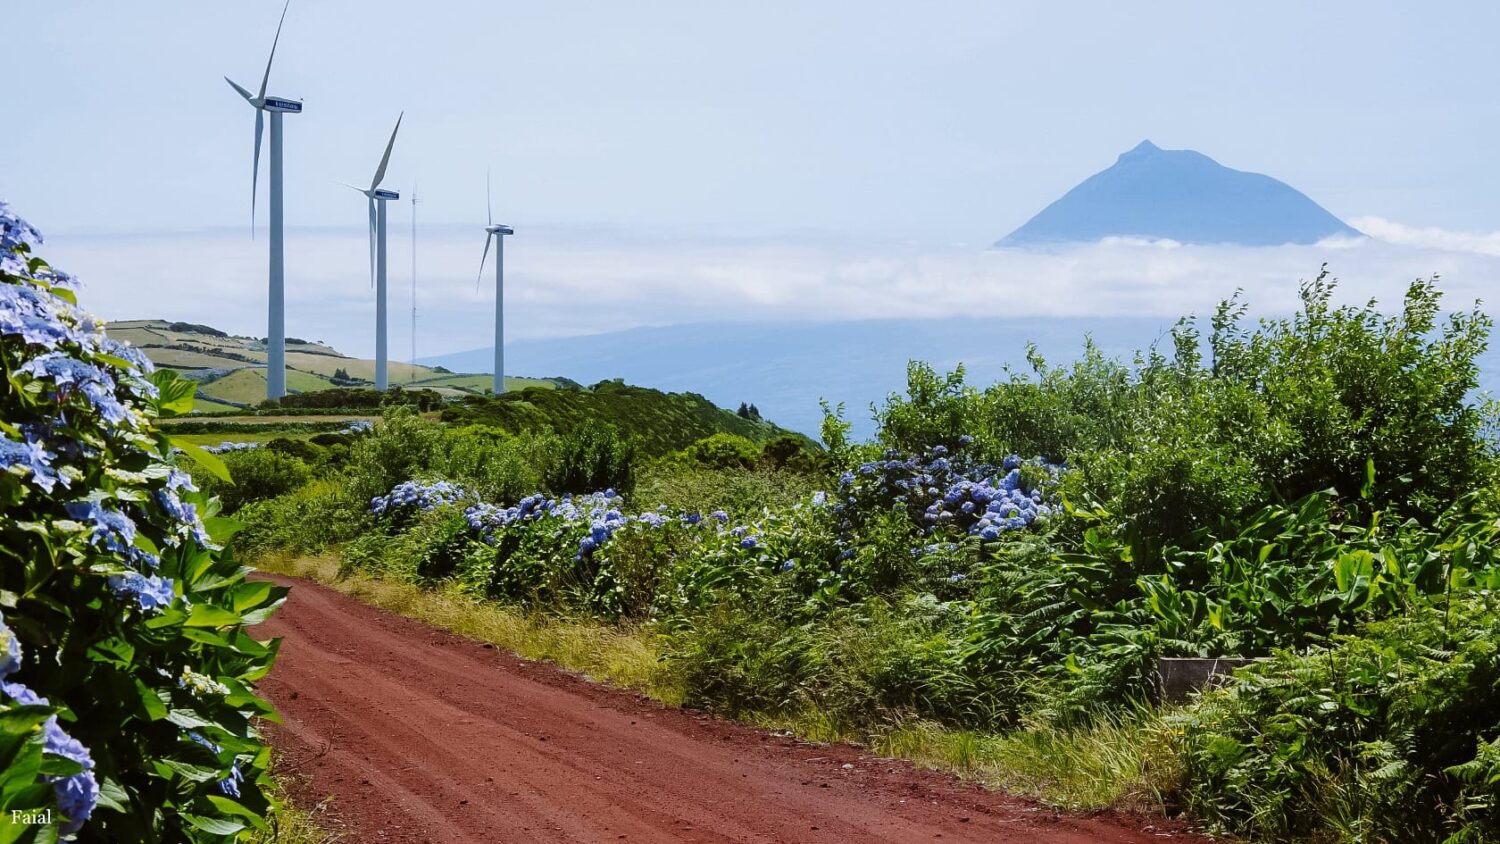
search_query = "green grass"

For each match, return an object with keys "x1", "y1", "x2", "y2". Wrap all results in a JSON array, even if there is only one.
[
  {"x1": 188, "y1": 396, "x2": 243, "y2": 414},
  {"x1": 250, "y1": 781, "x2": 342, "y2": 843},
  {"x1": 410, "y1": 373, "x2": 557, "y2": 393},
  {"x1": 197, "y1": 368, "x2": 340, "y2": 406},
  {"x1": 258, "y1": 555, "x2": 676, "y2": 702},
  {"x1": 255, "y1": 553, "x2": 1173, "y2": 815},
  {"x1": 866, "y1": 715, "x2": 1180, "y2": 812}
]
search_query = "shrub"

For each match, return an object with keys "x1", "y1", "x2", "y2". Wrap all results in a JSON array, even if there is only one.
[
  {"x1": 958, "y1": 273, "x2": 1497, "y2": 553},
  {"x1": 1172, "y1": 595, "x2": 1500, "y2": 842},
  {"x1": 541, "y1": 425, "x2": 635, "y2": 497},
  {"x1": 1, "y1": 201, "x2": 284, "y2": 840},
  {"x1": 198, "y1": 448, "x2": 312, "y2": 512},
  {"x1": 677, "y1": 433, "x2": 761, "y2": 470}
]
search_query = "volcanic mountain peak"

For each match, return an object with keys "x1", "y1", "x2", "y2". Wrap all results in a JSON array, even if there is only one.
[{"x1": 997, "y1": 141, "x2": 1361, "y2": 248}]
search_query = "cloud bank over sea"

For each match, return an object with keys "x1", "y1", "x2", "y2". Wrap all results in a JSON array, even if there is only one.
[{"x1": 42, "y1": 219, "x2": 1499, "y2": 362}]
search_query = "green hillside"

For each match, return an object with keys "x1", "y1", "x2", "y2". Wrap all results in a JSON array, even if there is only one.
[
  {"x1": 440, "y1": 379, "x2": 810, "y2": 457},
  {"x1": 115, "y1": 318, "x2": 566, "y2": 410}
]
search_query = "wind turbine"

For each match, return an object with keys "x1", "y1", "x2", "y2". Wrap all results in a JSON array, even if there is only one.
[
  {"x1": 346, "y1": 115, "x2": 403, "y2": 390},
  {"x1": 476, "y1": 174, "x2": 514, "y2": 394},
  {"x1": 225, "y1": 0, "x2": 303, "y2": 401}
]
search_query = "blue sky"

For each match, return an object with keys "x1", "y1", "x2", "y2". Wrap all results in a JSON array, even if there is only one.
[{"x1": 6, "y1": 1, "x2": 1500, "y2": 358}]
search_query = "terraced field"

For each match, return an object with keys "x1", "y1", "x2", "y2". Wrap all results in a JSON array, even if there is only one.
[{"x1": 112, "y1": 318, "x2": 564, "y2": 409}]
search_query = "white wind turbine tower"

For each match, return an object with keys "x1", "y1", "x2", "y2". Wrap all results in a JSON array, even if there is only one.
[
  {"x1": 346, "y1": 115, "x2": 403, "y2": 390},
  {"x1": 476, "y1": 174, "x2": 514, "y2": 394},
  {"x1": 225, "y1": 0, "x2": 302, "y2": 401},
  {"x1": 409, "y1": 185, "x2": 419, "y2": 384}
]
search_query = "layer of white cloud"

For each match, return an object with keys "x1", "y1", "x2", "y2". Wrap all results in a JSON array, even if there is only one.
[
  {"x1": 1350, "y1": 216, "x2": 1500, "y2": 258},
  {"x1": 36, "y1": 220, "x2": 1497, "y2": 362}
]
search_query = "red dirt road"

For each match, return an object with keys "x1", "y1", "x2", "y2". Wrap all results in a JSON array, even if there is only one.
[{"x1": 256, "y1": 574, "x2": 1209, "y2": 843}]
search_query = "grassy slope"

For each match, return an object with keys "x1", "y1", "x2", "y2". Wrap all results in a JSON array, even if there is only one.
[
  {"x1": 440, "y1": 380, "x2": 811, "y2": 457},
  {"x1": 197, "y1": 368, "x2": 339, "y2": 406},
  {"x1": 412, "y1": 373, "x2": 557, "y2": 393},
  {"x1": 116, "y1": 319, "x2": 565, "y2": 404},
  {"x1": 189, "y1": 396, "x2": 243, "y2": 414}
]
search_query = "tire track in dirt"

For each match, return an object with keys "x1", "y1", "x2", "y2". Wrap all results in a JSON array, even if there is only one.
[{"x1": 255, "y1": 574, "x2": 1210, "y2": 843}]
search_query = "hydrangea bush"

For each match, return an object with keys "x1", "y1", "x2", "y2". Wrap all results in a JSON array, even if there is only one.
[
  {"x1": 1, "y1": 201, "x2": 286, "y2": 841},
  {"x1": 362, "y1": 440, "x2": 1062, "y2": 622}
]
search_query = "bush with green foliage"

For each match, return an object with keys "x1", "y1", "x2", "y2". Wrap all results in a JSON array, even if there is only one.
[
  {"x1": 197, "y1": 448, "x2": 312, "y2": 513},
  {"x1": 924, "y1": 272, "x2": 1496, "y2": 553},
  {"x1": 541, "y1": 425, "x2": 635, "y2": 497},
  {"x1": 1172, "y1": 594, "x2": 1500, "y2": 842},
  {"x1": 676, "y1": 433, "x2": 762, "y2": 470},
  {"x1": 1, "y1": 202, "x2": 285, "y2": 841}
]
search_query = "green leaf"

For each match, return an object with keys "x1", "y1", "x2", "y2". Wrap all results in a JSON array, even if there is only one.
[
  {"x1": 180, "y1": 814, "x2": 247, "y2": 836},
  {"x1": 152, "y1": 757, "x2": 218, "y2": 784},
  {"x1": 165, "y1": 709, "x2": 216, "y2": 730},
  {"x1": 37, "y1": 754, "x2": 85, "y2": 778},
  {"x1": 148, "y1": 370, "x2": 198, "y2": 417},
  {"x1": 87, "y1": 637, "x2": 136, "y2": 667},
  {"x1": 203, "y1": 516, "x2": 245, "y2": 543},
  {"x1": 93, "y1": 777, "x2": 129, "y2": 813},
  {"x1": 205, "y1": 795, "x2": 270, "y2": 831},
  {"x1": 169, "y1": 436, "x2": 233, "y2": 485},
  {"x1": 135, "y1": 679, "x2": 169, "y2": 721},
  {"x1": 185, "y1": 604, "x2": 243, "y2": 628}
]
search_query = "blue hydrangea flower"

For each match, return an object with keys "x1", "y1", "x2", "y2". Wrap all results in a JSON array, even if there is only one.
[
  {"x1": 107, "y1": 571, "x2": 175, "y2": 613},
  {"x1": 1, "y1": 681, "x2": 98, "y2": 836},
  {"x1": 64, "y1": 501, "x2": 136, "y2": 552},
  {"x1": 220, "y1": 761, "x2": 243, "y2": 798},
  {"x1": 0, "y1": 435, "x2": 62, "y2": 493},
  {"x1": 0, "y1": 201, "x2": 42, "y2": 251}
]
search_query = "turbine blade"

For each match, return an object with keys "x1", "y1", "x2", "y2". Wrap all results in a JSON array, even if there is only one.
[
  {"x1": 369, "y1": 112, "x2": 403, "y2": 191},
  {"x1": 477, "y1": 234, "x2": 492, "y2": 291},
  {"x1": 225, "y1": 76, "x2": 254, "y2": 102},
  {"x1": 252, "y1": 110, "x2": 265, "y2": 238},
  {"x1": 368, "y1": 198, "x2": 378, "y2": 288},
  {"x1": 486, "y1": 169, "x2": 493, "y2": 226},
  {"x1": 259, "y1": 0, "x2": 291, "y2": 101}
]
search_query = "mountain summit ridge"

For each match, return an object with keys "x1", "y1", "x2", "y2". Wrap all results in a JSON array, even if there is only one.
[{"x1": 997, "y1": 140, "x2": 1361, "y2": 248}]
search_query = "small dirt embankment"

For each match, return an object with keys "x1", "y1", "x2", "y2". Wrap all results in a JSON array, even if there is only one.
[{"x1": 255, "y1": 574, "x2": 1208, "y2": 843}]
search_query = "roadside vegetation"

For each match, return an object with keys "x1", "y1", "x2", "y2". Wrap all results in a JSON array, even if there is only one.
[
  {"x1": 214, "y1": 265, "x2": 1500, "y2": 841},
  {"x1": 9, "y1": 182, "x2": 1500, "y2": 843}
]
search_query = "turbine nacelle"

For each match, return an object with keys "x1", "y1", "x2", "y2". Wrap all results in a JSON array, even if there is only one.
[
  {"x1": 373, "y1": 188, "x2": 400, "y2": 201},
  {"x1": 486, "y1": 225, "x2": 514, "y2": 236},
  {"x1": 262, "y1": 97, "x2": 303, "y2": 113}
]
